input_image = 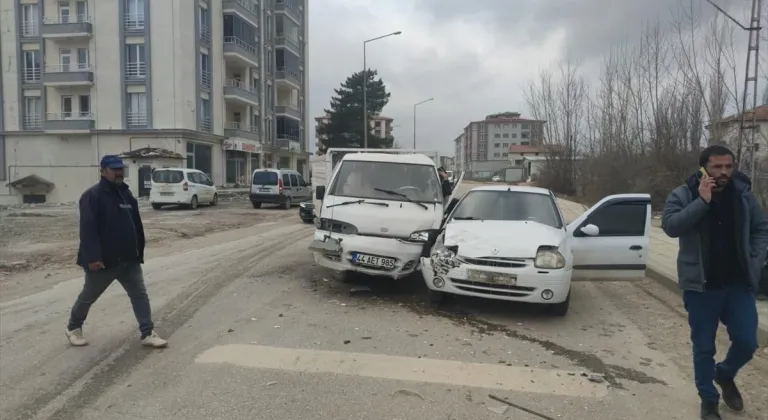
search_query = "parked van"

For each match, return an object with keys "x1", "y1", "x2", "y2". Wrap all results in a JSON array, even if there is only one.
[
  {"x1": 149, "y1": 168, "x2": 217, "y2": 210},
  {"x1": 250, "y1": 168, "x2": 311, "y2": 209},
  {"x1": 309, "y1": 152, "x2": 455, "y2": 280}
]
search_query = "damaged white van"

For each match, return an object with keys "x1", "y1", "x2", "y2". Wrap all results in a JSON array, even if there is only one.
[{"x1": 309, "y1": 152, "x2": 447, "y2": 279}]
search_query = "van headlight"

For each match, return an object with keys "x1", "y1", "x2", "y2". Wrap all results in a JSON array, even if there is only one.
[
  {"x1": 318, "y1": 218, "x2": 358, "y2": 235},
  {"x1": 408, "y1": 230, "x2": 433, "y2": 242},
  {"x1": 534, "y1": 246, "x2": 566, "y2": 269}
]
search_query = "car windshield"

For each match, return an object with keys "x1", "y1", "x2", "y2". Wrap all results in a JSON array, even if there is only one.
[
  {"x1": 329, "y1": 160, "x2": 441, "y2": 203},
  {"x1": 152, "y1": 170, "x2": 184, "y2": 184},
  {"x1": 252, "y1": 171, "x2": 278, "y2": 186},
  {"x1": 449, "y1": 190, "x2": 563, "y2": 229}
]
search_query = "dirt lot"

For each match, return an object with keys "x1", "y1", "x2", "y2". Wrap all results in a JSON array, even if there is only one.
[{"x1": 0, "y1": 193, "x2": 298, "y2": 275}]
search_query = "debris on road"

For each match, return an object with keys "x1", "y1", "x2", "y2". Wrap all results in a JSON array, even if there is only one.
[
  {"x1": 488, "y1": 394, "x2": 557, "y2": 420},
  {"x1": 391, "y1": 388, "x2": 424, "y2": 400},
  {"x1": 264, "y1": 381, "x2": 278, "y2": 386},
  {"x1": 587, "y1": 373, "x2": 605, "y2": 383},
  {"x1": 349, "y1": 286, "x2": 372, "y2": 295},
  {"x1": 486, "y1": 404, "x2": 508, "y2": 415}
]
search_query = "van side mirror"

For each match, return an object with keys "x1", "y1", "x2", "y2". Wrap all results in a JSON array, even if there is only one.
[{"x1": 316, "y1": 185, "x2": 325, "y2": 200}]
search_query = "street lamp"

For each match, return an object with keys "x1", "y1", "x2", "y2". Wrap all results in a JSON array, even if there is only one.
[
  {"x1": 413, "y1": 98, "x2": 434, "y2": 149},
  {"x1": 363, "y1": 31, "x2": 402, "y2": 148}
]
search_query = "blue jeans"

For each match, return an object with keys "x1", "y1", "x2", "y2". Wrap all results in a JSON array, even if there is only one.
[
  {"x1": 68, "y1": 261, "x2": 154, "y2": 338},
  {"x1": 683, "y1": 284, "x2": 759, "y2": 402}
]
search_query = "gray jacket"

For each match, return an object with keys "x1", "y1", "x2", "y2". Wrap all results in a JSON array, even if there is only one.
[{"x1": 662, "y1": 171, "x2": 768, "y2": 292}]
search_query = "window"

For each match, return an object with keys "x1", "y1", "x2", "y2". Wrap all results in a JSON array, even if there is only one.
[
  {"x1": 289, "y1": 174, "x2": 298, "y2": 186},
  {"x1": 125, "y1": 0, "x2": 145, "y2": 29},
  {"x1": 281, "y1": 173, "x2": 291, "y2": 187},
  {"x1": 75, "y1": 1, "x2": 87, "y2": 22},
  {"x1": 152, "y1": 169, "x2": 184, "y2": 184},
  {"x1": 200, "y1": 53, "x2": 210, "y2": 88},
  {"x1": 58, "y1": 1, "x2": 70, "y2": 23},
  {"x1": 186, "y1": 142, "x2": 212, "y2": 177},
  {"x1": 22, "y1": 51, "x2": 41, "y2": 82},
  {"x1": 297, "y1": 175, "x2": 307, "y2": 187},
  {"x1": 503, "y1": 143, "x2": 509, "y2": 148},
  {"x1": 59, "y1": 48, "x2": 71, "y2": 71},
  {"x1": 125, "y1": 44, "x2": 146, "y2": 77},
  {"x1": 503, "y1": 133, "x2": 509, "y2": 138},
  {"x1": 77, "y1": 48, "x2": 89, "y2": 68},
  {"x1": 580, "y1": 203, "x2": 647, "y2": 236},
  {"x1": 21, "y1": 4, "x2": 38, "y2": 37},
  {"x1": 512, "y1": 133, "x2": 517, "y2": 138},
  {"x1": 199, "y1": 6, "x2": 209, "y2": 30},
  {"x1": 522, "y1": 124, "x2": 530, "y2": 129},
  {"x1": 521, "y1": 132, "x2": 530, "y2": 139},
  {"x1": 23, "y1": 97, "x2": 41, "y2": 129},
  {"x1": 493, "y1": 152, "x2": 500, "y2": 157},
  {"x1": 494, "y1": 133, "x2": 501, "y2": 138},
  {"x1": 450, "y1": 190, "x2": 563, "y2": 229},
  {"x1": 502, "y1": 153, "x2": 508, "y2": 157},
  {"x1": 79, "y1": 95, "x2": 90, "y2": 116},
  {"x1": 61, "y1": 96, "x2": 73, "y2": 117},
  {"x1": 200, "y1": 98, "x2": 211, "y2": 119},
  {"x1": 252, "y1": 171, "x2": 278, "y2": 185},
  {"x1": 329, "y1": 161, "x2": 441, "y2": 203},
  {"x1": 127, "y1": 92, "x2": 147, "y2": 126}
]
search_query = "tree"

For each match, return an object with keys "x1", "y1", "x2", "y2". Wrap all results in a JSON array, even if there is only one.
[{"x1": 317, "y1": 69, "x2": 393, "y2": 153}]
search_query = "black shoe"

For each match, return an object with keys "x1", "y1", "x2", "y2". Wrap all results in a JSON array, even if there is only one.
[
  {"x1": 700, "y1": 400, "x2": 722, "y2": 420},
  {"x1": 714, "y1": 372, "x2": 744, "y2": 411}
]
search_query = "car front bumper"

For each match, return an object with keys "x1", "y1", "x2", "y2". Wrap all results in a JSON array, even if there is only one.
[
  {"x1": 420, "y1": 257, "x2": 571, "y2": 303},
  {"x1": 299, "y1": 205, "x2": 315, "y2": 219},
  {"x1": 250, "y1": 193, "x2": 288, "y2": 204}
]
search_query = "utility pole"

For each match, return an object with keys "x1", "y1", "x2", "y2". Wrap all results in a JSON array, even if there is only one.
[
  {"x1": 705, "y1": 0, "x2": 762, "y2": 183},
  {"x1": 362, "y1": 31, "x2": 401, "y2": 148}
]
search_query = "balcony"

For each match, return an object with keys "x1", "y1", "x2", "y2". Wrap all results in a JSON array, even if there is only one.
[
  {"x1": 223, "y1": 36, "x2": 259, "y2": 67},
  {"x1": 275, "y1": 66, "x2": 300, "y2": 88},
  {"x1": 200, "y1": 118, "x2": 212, "y2": 133},
  {"x1": 43, "y1": 64, "x2": 94, "y2": 86},
  {"x1": 224, "y1": 121, "x2": 260, "y2": 141},
  {"x1": 127, "y1": 112, "x2": 148, "y2": 129},
  {"x1": 124, "y1": 14, "x2": 145, "y2": 32},
  {"x1": 275, "y1": 102, "x2": 300, "y2": 120},
  {"x1": 276, "y1": 135, "x2": 301, "y2": 151},
  {"x1": 223, "y1": 0, "x2": 260, "y2": 24},
  {"x1": 274, "y1": 0, "x2": 301, "y2": 24},
  {"x1": 41, "y1": 15, "x2": 92, "y2": 39},
  {"x1": 125, "y1": 62, "x2": 147, "y2": 82},
  {"x1": 200, "y1": 25, "x2": 211, "y2": 45},
  {"x1": 275, "y1": 33, "x2": 300, "y2": 55},
  {"x1": 22, "y1": 68, "x2": 42, "y2": 84},
  {"x1": 223, "y1": 79, "x2": 260, "y2": 107},
  {"x1": 201, "y1": 71, "x2": 211, "y2": 91},
  {"x1": 21, "y1": 22, "x2": 39, "y2": 38},
  {"x1": 23, "y1": 115, "x2": 43, "y2": 130},
  {"x1": 45, "y1": 112, "x2": 94, "y2": 131}
]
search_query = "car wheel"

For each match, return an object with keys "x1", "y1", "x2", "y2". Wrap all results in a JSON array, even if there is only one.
[
  {"x1": 548, "y1": 290, "x2": 570, "y2": 317},
  {"x1": 151, "y1": 203, "x2": 163, "y2": 210},
  {"x1": 210, "y1": 193, "x2": 218, "y2": 206},
  {"x1": 283, "y1": 198, "x2": 292, "y2": 210},
  {"x1": 189, "y1": 195, "x2": 198, "y2": 210},
  {"x1": 252, "y1": 202, "x2": 262, "y2": 209},
  {"x1": 427, "y1": 289, "x2": 447, "y2": 307}
]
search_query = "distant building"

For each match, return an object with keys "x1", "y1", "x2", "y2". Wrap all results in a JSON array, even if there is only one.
[
  {"x1": 454, "y1": 112, "x2": 546, "y2": 178},
  {"x1": 706, "y1": 104, "x2": 768, "y2": 160},
  {"x1": 315, "y1": 114, "x2": 394, "y2": 152},
  {"x1": 439, "y1": 156, "x2": 455, "y2": 171}
]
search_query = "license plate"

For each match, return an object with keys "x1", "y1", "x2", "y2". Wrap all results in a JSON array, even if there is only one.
[
  {"x1": 352, "y1": 253, "x2": 396, "y2": 269},
  {"x1": 160, "y1": 192, "x2": 174, "y2": 196},
  {"x1": 467, "y1": 269, "x2": 517, "y2": 285},
  {"x1": 259, "y1": 188, "x2": 271, "y2": 192}
]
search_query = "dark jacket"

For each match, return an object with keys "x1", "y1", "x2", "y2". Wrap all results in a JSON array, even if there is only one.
[
  {"x1": 662, "y1": 171, "x2": 768, "y2": 292},
  {"x1": 441, "y1": 179, "x2": 453, "y2": 199},
  {"x1": 76, "y1": 178, "x2": 146, "y2": 269}
]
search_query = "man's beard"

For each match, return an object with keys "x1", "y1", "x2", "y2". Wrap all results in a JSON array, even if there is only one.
[{"x1": 712, "y1": 176, "x2": 729, "y2": 191}]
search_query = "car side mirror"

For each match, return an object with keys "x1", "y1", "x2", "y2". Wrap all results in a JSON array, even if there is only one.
[
  {"x1": 316, "y1": 185, "x2": 325, "y2": 200},
  {"x1": 580, "y1": 224, "x2": 600, "y2": 236}
]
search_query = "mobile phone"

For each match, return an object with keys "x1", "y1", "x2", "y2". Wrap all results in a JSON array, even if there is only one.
[{"x1": 699, "y1": 167, "x2": 709, "y2": 179}]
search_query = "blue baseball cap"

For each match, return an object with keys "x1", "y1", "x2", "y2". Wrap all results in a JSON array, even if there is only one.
[{"x1": 100, "y1": 155, "x2": 125, "y2": 169}]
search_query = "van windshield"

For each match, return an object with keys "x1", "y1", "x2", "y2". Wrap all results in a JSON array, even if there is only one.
[
  {"x1": 329, "y1": 161, "x2": 441, "y2": 203},
  {"x1": 253, "y1": 171, "x2": 278, "y2": 185},
  {"x1": 152, "y1": 170, "x2": 184, "y2": 184}
]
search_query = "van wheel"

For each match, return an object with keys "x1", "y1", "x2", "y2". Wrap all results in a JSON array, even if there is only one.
[
  {"x1": 152, "y1": 203, "x2": 163, "y2": 210},
  {"x1": 548, "y1": 291, "x2": 570, "y2": 317},
  {"x1": 189, "y1": 195, "x2": 198, "y2": 210},
  {"x1": 252, "y1": 202, "x2": 262, "y2": 209},
  {"x1": 210, "y1": 194, "x2": 218, "y2": 206},
  {"x1": 283, "y1": 198, "x2": 292, "y2": 210}
]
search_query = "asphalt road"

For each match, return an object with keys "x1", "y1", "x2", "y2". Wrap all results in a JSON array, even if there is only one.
[{"x1": 1, "y1": 184, "x2": 767, "y2": 420}]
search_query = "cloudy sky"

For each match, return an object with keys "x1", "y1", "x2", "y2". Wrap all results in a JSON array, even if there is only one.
[{"x1": 306, "y1": 0, "x2": 754, "y2": 157}]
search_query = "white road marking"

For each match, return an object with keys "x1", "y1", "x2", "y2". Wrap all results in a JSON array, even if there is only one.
[{"x1": 195, "y1": 344, "x2": 609, "y2": 398}]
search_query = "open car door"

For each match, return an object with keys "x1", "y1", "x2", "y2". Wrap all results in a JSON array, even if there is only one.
[
  {"x1": 443, "y1": 171, "x2": 465, "y2": 217},
  {"x1": 446, "y1": 171, "x2": 465, "y2": 203},
  {"x1": 568, "y1": 193, "x2": 651, "y2": 281}
]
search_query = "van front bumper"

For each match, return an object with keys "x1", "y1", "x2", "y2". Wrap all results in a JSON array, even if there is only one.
[{"x1": 250, "y1": 193, "x2": 288, "y2": 204}]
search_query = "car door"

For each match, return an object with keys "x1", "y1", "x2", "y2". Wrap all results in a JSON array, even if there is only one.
[
  {"x1": 200, "y1": 173, "x2": 215, "y2": 201},
  {"x1": 188, "y1": 172, "x2": 208, "y2": 201},
  {"x1": 568, "y1": 193, "x2": 651, "y2": 281},
  {"x1": 446, "y1": 171, "x2": 465, "y2": 203},
  {"x1": 296, "y1": 174, "x2": 311, "y2": 201},
  {"x1": 281, "y1": 172, "x2": 292, "y2": 199},
  {"x1": 289, "y1": 173, "x2": 302, "y2": 200}
]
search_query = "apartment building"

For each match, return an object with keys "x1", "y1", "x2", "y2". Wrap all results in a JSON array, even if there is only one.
[
  {"x1": 0, "y1": 0, "x2": 309, "y2": 205},
  {"x1": 314, "y1": 114, "x2": 394, "y2": 152},
  {"x1": 454, "y1": 112, "x2": 545, "y2": 178}
]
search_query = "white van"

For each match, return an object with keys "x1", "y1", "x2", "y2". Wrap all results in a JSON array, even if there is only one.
[
  {"x1": 309, "y1": 152, "x2": 452, "y2": 280},
  {"x1": 149, "y1": 168, "x2": 217, "y2": 210}
]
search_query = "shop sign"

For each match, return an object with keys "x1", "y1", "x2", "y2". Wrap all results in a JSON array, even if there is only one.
[{"x1": 223, "y1": 139, "x2": 262, "y2": 153}]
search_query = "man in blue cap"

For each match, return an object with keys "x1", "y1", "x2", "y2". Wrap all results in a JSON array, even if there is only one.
[{"x1": 66, "y1": 155, "x2": 167, "y2": 348}]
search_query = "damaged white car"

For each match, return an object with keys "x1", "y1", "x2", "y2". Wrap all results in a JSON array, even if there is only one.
[{"x1": 420, "y1": 186, "x2": 651, "y2": 316}]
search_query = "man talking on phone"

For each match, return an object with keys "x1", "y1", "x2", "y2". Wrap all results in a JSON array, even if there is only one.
[
  {"x1": 66, "y1": 155, "x2": 167, "y2": 349},
  {"x1": 662, "y1": 145, "x2": 768, "y2": 419}
]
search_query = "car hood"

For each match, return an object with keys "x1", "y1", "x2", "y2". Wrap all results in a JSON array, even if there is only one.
[{"x1": 444, "y1": 220, "x2": 566, "y2": 258}]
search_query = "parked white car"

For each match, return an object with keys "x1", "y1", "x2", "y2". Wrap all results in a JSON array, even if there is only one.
[
  {"x1": 491, "y1": 175, "x2": 502, "y2": 182},
  {"x1": 420, "y1": 185, "x2": 651, "y2": 316},
  {"x1": 149, "y1": 168, "x2": 218, "y2": 210}
]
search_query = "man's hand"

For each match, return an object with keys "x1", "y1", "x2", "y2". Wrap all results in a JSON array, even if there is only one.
[
  {"x1": 87, "y1": 261, "x2": 105, "y2": 271},
  {"x1": 699, "y1": 176, "x2": 715, "y2": 203}
]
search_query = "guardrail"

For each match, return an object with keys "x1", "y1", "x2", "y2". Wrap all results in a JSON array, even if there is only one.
[
  {"x1": 43, "y1": 14, "x2": 91, "y2": 24},
  {"x1": 22, "y1": 69, "x2": 41, "y2": 82},
  {"x1": 45, "y1": 63, "x2": 91, "y2": 72},
  {"x1": 127, "y1": 112, "x2": 148, "y2": 126},
  {"x1": 275, "y1": 34, "x2": 300, "y2": 50},
  {"x1": 200, "y1": 25, "x2": 211, "y2": 44},
  {"x1": 225, "y1": 79, "x2": 260, "y2": 94},
  {"x1": 224, "y1": 121, "x2": 259, "y2": 133},
  {"x1": 21, "y1": 23, "x2": 39, "y2": 37},
  {"x1": 23, "y1": 116, "x2": 42, "y2": 129},
  {"x1": 201, "y1": 72, "x2": 211, "y2": 89},
  {"x1": 125, "y1": 62, "x2": 147, "y2": 77},
  {"x1": 223, "y1": 36, "x2": 258, "y2": 55},
  {"x1": 200, "y1": 118, "x2": 212, "y2": 132},
  {"x1": 124, "y1": 14, "x2": 145, "y2": 30},
  {"x1": 276, "y1": 66, "x2": 300, "y2": 81},
  {"x1": 46, "y1": 112, "x2": 94, "y2": 120}
]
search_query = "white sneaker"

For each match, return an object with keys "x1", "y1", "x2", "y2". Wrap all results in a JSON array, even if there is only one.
[
  {"x1": 66, "y1": 328, "x2": 88, "y2": 346},
  {"x1": 141, "y1": 331, "x2": 168, "y2": 348}
]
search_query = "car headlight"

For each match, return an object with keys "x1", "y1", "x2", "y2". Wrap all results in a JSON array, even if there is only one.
[
  {"x1": 300, "y1": 202, "x2": 312, "y2": 208},
  {"x1": 408, "y1": 230, "x2": 434, "y2": 243},
  {"x1": 534, "y1": 246, "x2": 566, "y2": 269}
]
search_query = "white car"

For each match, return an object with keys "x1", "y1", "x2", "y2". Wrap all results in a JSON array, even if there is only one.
[
  {"x1": 491, "y1": 175, "x2": 502, "y2": 182},
  {"x1": 149, "y1": 168, "x2": 218, "y2": 210},
  {"x1": 420, "y1": 185, "x2": 651, "y2": 316}
]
